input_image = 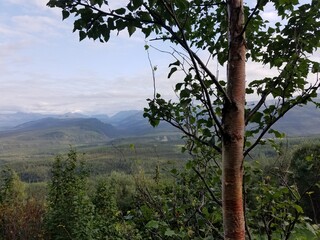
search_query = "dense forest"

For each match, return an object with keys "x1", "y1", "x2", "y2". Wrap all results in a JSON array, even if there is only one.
[{"x1": 1, "y1": 131, "x2": 320, "y2": 239}]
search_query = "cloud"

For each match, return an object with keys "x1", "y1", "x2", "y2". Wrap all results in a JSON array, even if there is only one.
[
  {"x1": 6, "y1": 0, "x2": 56, "y2": 11},
  {"x1": 11, "y1": 15, "x2": 64, "y2": 36}
]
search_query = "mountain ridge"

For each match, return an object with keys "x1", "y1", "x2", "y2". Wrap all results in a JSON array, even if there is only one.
[{"x1": 0, "y1": 102, "x2": 319, "y2": 139}]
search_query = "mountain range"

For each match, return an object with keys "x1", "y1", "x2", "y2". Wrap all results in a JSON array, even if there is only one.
[
  {"x1": 0, "y1": 102, "x2": 319, "y2": 147},
  {"x1": 0, "y1": 110, "x2": 176, "y2": 150}
]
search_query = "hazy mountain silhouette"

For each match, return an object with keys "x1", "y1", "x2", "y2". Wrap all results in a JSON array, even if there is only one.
[{"x1": 0, "y1": 102, "x2": 319, "y2": 142}]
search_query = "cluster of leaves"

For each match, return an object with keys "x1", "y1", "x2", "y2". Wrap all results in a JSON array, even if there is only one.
[{"x1": 245, "y1": 161, "x2": 312, "y2": 240}]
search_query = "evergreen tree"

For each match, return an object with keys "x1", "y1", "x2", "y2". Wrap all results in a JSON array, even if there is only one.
[{"x1": 45, "y1": 148, "x2": 94, "y2": 240}]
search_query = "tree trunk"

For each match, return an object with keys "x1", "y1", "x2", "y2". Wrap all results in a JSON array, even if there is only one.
[{"x1": 222, "y1": 0, "x2": 246, "y2": 239}]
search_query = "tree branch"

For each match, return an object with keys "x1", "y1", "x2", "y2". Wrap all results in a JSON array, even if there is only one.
[
  {"x1": 192, "y1": 167, "x2": 222, "y2": 206},
  {"x1": 157, "y1": 0, "x2": 225, "y2": 134}
]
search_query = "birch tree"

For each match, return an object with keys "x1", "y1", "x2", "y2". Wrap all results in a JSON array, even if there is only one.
[{"x1": 47, "y1": 0, "x2": 320, "y2": 238}]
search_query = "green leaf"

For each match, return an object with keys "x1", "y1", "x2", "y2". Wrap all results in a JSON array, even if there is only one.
[
  {"x1": 62, "y1": 10, "x2": 70, "y2": 20},
  {"x1": 79, "y1": 31, "x2": 87, "y2": 41},
  {"x1": 89, "y1": 0, "x2": 104, "y2": 7},
  {"x1": 246, "y1": 88, "x2": 254, "y2": 94},
  {"x1": 169, "y1": 60, "x2": 180, "y2": 67},
  {"x1": 146, "y1": 220, "x2": 159, "y2": 229},
  {"x1": 114, "y1": 8, "x2": 126, "y2": 15},
  {"x1": 250, "y1": 112, "x2": 263, "y2": 124},
  {"x1": 175, "y1": 82, "x2": 183, "y2": 91},
  {"x1": 180, "y1": 89, "x2": 190, "y2": 98},
  {"x1": 312, "y1": 62, "x2": 320, "y2": 73},
  {"x1": 127, "y1": 25, "x2": 136, "y2": 36},
  {"x1": 293, "y1": 204, "x2": 304, "y2": 214},
  {"x1": 168, "y1": 67, "x2": 177, "y2": 78},
  {"x1": 164, "y1": 229, "x2": 176, "y2": 237},
  {"x1": 180, "y1": 98, "x2": 191, "y2": 108},
  {"x1": 131, "y1": 0, "x2": 143, "y2": 9},
  {"x1": 129, "y1": 144, "x2": 135, "y2": 151},
  {"x1": 268, "y1": 129, "x2": 285, "y2": 138}
]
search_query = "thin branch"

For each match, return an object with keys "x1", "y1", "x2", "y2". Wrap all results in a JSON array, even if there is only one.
[
  {"x1": 149, "y1": 45, "x2": 193, "y2": 70},
  {"x1": 145, "y1": 44, "x2": 157, "y2": 99},
  {"x1": 299, "y1": 178, "x2": 320, "y2": 202},
  {"x1": 165, "y1": 118, "x2": 222, "y2": 153},
  {"x1": 197, "y1": 210, "x2": 224, "y2": 239},
  {"x1": 77, "y1": 2, "x2": 157, "y2": 25},
  {"x1": 192, "y1": 167, "x2": 222, "y2": 206},
  {"x1": 157, "y1": 0, "x2": 224, "y2": 133},
  {"x1": 239, "y1": 0, "x2": 262, "y2": 37},
  {"x1": 190, "y1": 52, "x2": 229, "y2": 101},
  {"x1": 284, "y1": 210, "x2": 300, "y2": 240},
  {"x1": 246, "y1": 60, "x2": 296, "y2": 125}
]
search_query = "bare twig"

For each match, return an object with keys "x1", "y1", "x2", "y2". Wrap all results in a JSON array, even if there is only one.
[
  {"x1": 192, "y1": 167, "x2": 222, "y2": 206},
  {"x1": 145, "y1": 43, "x2": 157, "y2": 99}
]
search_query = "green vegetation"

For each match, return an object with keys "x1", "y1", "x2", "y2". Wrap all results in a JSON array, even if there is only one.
[
  {"x1": 46, "y1": 0, "x2": 320, "y2": 237},
  {"x1": 0, "y1": 168, "x2": 45, "y2": 239},
  {"x1": 0, "y1": 137, "x2": 320, "y2": 239},
  {"x1": 0, "y1": 132, "x2": 186, "y2": 180},
  {"x1": 45, "y1": 149, "x2": 94, "y2": 239}
]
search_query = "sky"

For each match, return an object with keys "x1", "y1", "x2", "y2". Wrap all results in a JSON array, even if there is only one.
[{"x1": 0, "y1": 0, "x2": 318, "y2": 116}]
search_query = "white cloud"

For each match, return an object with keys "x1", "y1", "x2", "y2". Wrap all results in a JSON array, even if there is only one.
[
  {"x1": 12, "y1": 15, "x2": 63, "y2": 35},
  {"x1": 6, "y1": 0, "x2": 54, "y2": 10}
]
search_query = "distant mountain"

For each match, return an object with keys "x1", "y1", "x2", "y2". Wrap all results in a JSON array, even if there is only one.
[
  {"x1": 273, "y1": 103, "x2": 320, "y2": 136},
  {"x1": 0, "y1": 101, "x2": 319, "y2": 140},
  {"x1": 12, "y1": 117, "x2": 118, "y2": 137},
  {"x1": 0, "y1": 118, "x2": 121, "y2": 150},
  {"x1": 0, "y1": 112, "x2": 90, "y2": 130},
  {"x1": 91, "y1": 114, "x2": 110, "y2": 123},
  {"x1": 0, "y1": 114, "x2": 177, "y2": 153},
  {"x1": 109, "y1": 110, "x2": 141, "y2": 124},
  {"x1": 110, "y1": 110, "x2": 173, "y2": 136},
  {"x1": 0, "y1": 112, "x2": 45, "y2": 130}
]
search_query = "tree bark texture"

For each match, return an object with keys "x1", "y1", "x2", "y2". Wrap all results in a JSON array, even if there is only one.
[{"x1": 222, "y1": 0, "x2": 246, "y2": 239}]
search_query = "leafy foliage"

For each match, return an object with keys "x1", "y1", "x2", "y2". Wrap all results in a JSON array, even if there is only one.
[
  {"x1": 290, "y1": 144, "x2": 320, "y2": 223},
  {"x1": 91, "y1": 174, "x2": 141, "y2": 239},
  {"x1": 131, "y1": 151, "x2": 224, "y2": 239},
  {"x1": 45, "y1": 148, "x2": 94, "y2": 240},
  {"x1": 0, "y1": 168, "x2": 45, "y2": 239},
  {"x1": 128, "y1": 150, "x2": 320, "y2": 239},
  {"x1": 0, "y1": 168, "x2": 25, "y2": 204}
]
